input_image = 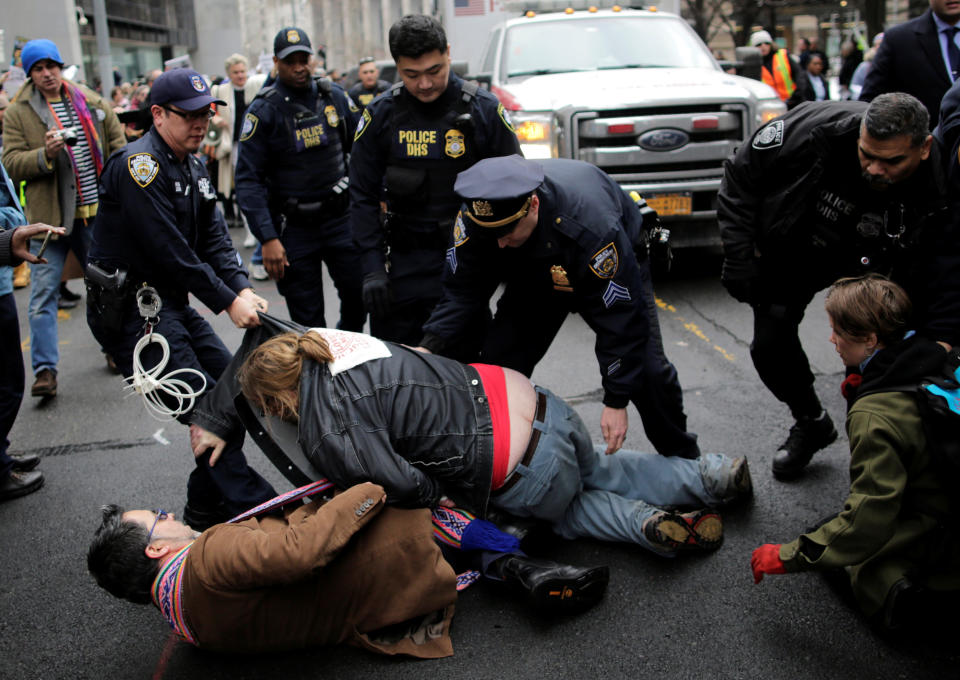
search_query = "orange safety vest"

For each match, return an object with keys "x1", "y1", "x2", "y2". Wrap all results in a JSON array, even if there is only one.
[{"x1": 761, "y1": 49, "x2": 796, "y2": 101}]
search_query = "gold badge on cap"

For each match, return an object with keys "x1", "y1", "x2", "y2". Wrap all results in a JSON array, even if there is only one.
[
  {"x1": 472, "y1": 200, "x2": 494, "y2": 217},
  {"x1": 551, "y1": 265, "x2": 573, "y2": 292},
  {"x1": 287, "y1": 29, "x2": 300, "y2": 43}
]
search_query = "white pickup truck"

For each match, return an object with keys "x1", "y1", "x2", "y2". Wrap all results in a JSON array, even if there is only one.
[{"x1": 474, "y1": 6, "x2": 786, "y2": 248}]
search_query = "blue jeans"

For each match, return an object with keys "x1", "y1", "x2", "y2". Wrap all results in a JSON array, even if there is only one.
[
  {"x1": 27, "y1": 219, "x2": 90, "y2": 375},
  {"x1": 490, "y1": 387, "x2": 736, "y2": 556}
]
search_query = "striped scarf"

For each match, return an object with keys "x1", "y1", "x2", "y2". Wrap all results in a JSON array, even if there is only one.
[
  {"x1": 149, "y1": 481, "x2": 499, "y2": 644},
  {"x1": 46, "y1": 82, "x2": 104, "y2": 176}
]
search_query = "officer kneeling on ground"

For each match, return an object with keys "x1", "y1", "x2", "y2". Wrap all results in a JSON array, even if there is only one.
[{"x1": 85, "y1": 69, "x2": 277, "y2": 529}]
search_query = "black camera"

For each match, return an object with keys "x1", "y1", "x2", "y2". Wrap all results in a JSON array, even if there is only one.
[{"x1": 57, "y1": 127, "x2": 79, "y2": 146}]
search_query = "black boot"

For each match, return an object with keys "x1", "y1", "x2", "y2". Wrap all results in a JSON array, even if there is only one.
[
  {"x1": 772, "y1": 411, "x2": 838, "y2": 480},
  {"x1": 495, "y1": 555, "x2": 609, "y2": 614}
]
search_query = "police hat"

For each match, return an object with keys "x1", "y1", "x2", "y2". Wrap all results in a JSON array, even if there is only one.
[
  {"x1": 150, "y1": 69, "x2": 226, "y2": 110},
  {"x1": 455, "y1": 155, "x2": 544, "y2": 236},
  {"x1": 274, "y1": 27, "x2": 313, "y2": 60}
]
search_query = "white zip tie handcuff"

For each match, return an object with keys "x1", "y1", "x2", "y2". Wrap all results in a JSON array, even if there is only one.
[{"x1": 122, "y1": 285, "x2": 207, "y2": 420}]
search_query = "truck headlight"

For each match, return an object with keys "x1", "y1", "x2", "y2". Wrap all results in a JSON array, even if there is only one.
[
  {"x1": 513, "y1": 111, "x2": 556, "y2": 159},
  {"x1": 757, "y1": 99, "x2": 787, "y2": 125}
]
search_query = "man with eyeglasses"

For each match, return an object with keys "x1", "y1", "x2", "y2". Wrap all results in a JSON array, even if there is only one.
[
  {"x1": 419, "y1": 155, "x2": 709, "y2": 463},
  {"x1": 86, "y1": 68, "x2": 277, "y2": 530},
  {"x1": 87, "y1": 482, "x2": 609, "y2": 655}
]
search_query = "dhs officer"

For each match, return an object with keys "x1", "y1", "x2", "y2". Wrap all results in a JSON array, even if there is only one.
[
  {"x1": 350, "y1": 14, "x2": 520, "y2": 347},
  {"x1": 719, "y1": 93, "x2": 960, "y2": 479},
  {"x1": 348, "y1": 57, "x2": 391, "y2": 111},
  {"x1": 235, "y1": 27, "x2": 364, "y2": 330},
  {"x1": 86, "y1": 69, "x2": 276, "y2": 529},
  {"x1": 420, "y1": 155, "x2": 702, "y2": 460}
]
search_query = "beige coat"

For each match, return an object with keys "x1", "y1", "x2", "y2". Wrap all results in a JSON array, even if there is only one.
[
  {"x1": 180, "y1": 482, "x2": 458, "y2": 657},
  {"x1": 1, "y1": 79, "x2": 125, "y2": 235},
  {"x1": 210, "y1": 73, "x2": 266, "y2": 194}
]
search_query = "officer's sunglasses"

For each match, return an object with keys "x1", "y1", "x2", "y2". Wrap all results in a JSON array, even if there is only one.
[
  {"x1": 147, "y1": 509, "x2": 169, "y2": 541},
  {"x1": 163, "y1": 106, "x2": 214, "y2": 122}
]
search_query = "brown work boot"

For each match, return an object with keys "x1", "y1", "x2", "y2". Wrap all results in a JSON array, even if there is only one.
[
  {"x1": 13, "y1": 262, "x2": 29, "y2": 289},
  {"x1": 30, "y1": 369, "x2": 57, "y2": 398}
]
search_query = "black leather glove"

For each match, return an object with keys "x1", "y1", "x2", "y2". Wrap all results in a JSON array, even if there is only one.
[
  {"x1": 721, "y1": 257, "x2": 761, "y2": 305},
  {"x1": 362, "y1": 271, "x2": 393, "y2": 318}
]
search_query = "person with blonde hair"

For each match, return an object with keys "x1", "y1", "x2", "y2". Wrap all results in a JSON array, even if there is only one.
[
  {"x1": 752, "y1": 274, "x2": 960, "y2": 630},
  {"x1": 236, "y1": 328, "x2": 753, "y2": 557}
]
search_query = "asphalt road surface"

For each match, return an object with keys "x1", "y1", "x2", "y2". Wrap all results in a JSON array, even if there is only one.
[{"x1": 0, "y1": 243, "x2": 954, "y2": 679}]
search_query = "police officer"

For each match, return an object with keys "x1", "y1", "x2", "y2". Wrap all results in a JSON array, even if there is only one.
[
  {"x1": 348, "y1": 57, "x2": 391, "y2": 111},
  {"x1": 235, "y1": 27, "x2": 363, "y2": 330},
  {"x1": 420, "y1": 155, "x2": 702, "y2": 460},
  {"x1": 350, "y1": 14, "x2": 520, "y2": 347},
  {"x1": 86, "y1": 69, "x2": 276, "y2": 529},
  {"x1": 719, "y1": 93, "x2": 960, "y2": 479}
]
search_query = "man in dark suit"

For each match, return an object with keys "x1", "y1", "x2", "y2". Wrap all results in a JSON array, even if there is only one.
[{"x1": 860, "y1": 0, "x2": 960, "y2": 124}]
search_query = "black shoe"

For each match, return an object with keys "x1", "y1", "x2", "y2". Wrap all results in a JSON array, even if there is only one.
[
  {"x1": 59, "y1": 282, "x2": 81, "y2": 302},
  {"x1": 0, "y1": 470, "x2": 44, "y2": 501},
  {"x1": 182, "y1": 502, "x2": 231, "y2": 532},
  {"x1": 496, "y1": 555, "x2": 609, "y2": 614},
  {"x1": 9, "y1": 453, "x2": 40, "y2": 472},
  {"x1": 57, "y1": 296, "x2": 78, "y2": 310},
  {"x1": 772, "y1": 411, "x2": 838, "y2": 480}
]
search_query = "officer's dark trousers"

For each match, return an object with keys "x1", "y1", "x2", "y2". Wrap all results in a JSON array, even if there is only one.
[
  {"x1": 277, "y1": 212, "x2": 365, "y2": 331},
  {"x1": 750, "y1": 290, "x2": 824, "y2": 421},
  {"x1": 0, "y1": 293, "x2": 23, "y2": 480},
  {"x1": 481, "y1": 258, "x2": 699, "y2": 459},
  {"x1": 88, "y1": 299, "x2": 277, "y2": 516}
]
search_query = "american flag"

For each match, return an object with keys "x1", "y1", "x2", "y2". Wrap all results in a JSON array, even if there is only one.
[{"x1": 455, "y1": 0, "x2": 486, "y2": 16}]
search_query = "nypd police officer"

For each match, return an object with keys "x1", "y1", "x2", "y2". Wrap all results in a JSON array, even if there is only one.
[
  {"x1": 235, "y1": 27, "x2": 364, "y2": 330},
  {"x1": 420, "y1": 155, "x2": 702, "y2": 460},
  {"x1": 349, "y1": 14, "x2": 520, "y2": 347},
  {"x1": 86, "y1": 69, "x2": 276, "y2": 528}
]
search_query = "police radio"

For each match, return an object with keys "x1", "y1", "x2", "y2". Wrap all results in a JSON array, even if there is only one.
[{"x1": 630, "y1": 191, "x2": 672, "y2": 273}]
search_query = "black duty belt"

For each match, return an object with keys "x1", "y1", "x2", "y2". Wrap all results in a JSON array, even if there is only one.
[{"x1": 492, "y1": 390, "x2": 547, "y2": 497}]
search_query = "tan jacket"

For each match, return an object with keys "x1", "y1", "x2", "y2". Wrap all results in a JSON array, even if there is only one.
[
  {"x1": 180, "y1": 482, "x2": 458, "y2": 656},
  {"x1": 1, "y1": 79, "x2": 125, "y2": 234}
]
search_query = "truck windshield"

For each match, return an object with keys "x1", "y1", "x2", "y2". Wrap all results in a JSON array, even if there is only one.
[{"x1": 503, "y1": 16, "x2": 718, "y2": 80}]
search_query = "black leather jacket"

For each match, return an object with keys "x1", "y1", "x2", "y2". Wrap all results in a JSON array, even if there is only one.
[{"x1": 192, "y1": 317, "x2": 496, "y2": 516}]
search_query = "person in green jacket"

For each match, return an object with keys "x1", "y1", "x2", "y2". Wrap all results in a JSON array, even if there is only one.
[{"x1": 751, "y1": 273, "x2": 960, "y2": 629}]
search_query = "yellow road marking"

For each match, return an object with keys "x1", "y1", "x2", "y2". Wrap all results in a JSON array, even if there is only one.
[{"x1": 655, "y1": 296, "x2": 736, "y2": 362}]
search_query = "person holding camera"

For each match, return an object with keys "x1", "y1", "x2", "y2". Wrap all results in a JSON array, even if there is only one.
[{"x1": 1, "y1": 38, "x2": 125, "y2": 400}]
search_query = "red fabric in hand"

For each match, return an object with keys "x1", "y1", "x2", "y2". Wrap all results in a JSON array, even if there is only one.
[{"x1": 751, "y1": 543, "x2": 786, "y2": 583}]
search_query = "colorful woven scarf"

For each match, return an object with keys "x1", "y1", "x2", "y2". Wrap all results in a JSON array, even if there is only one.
[
  {"x1": 150, "y1": 480, "x2": 505, "y2": 643},
  {"x1": 46, "y1": 82, "x2": 104, "y2": 177}
]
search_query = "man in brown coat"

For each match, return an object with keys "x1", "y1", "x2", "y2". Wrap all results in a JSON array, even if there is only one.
[
  {"x1": 1, "y1": 38, "x2": 125, "y2": 399},
  {"x1": 87, "y1": 481, "x2": 608, "y2": 656}
]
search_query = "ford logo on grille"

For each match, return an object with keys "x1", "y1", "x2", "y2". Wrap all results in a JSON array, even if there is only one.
[{"x1": 638, "y1": 129, "x2": 689, "y2": 152}]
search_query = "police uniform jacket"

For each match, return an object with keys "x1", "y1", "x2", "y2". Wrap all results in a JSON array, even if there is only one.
[
  {"x1": 348, "y1": 79, "x2": 391, "y2": 110},
  {"x1": 779, "y1": 336, "x2": 960, "y2": 616},
  {"x1": 181, "y1": 483, "x2": 457, "y2": 656},
  {"x1": 423, "y1": 159, "x2": 652, "y2": 409},
  {"x1": 90, "y1": 127, "x2": 250, "y2": 313},
  {"x1": 349, "y1": 73, "x2": 520, "y2": 279},
  {"x1": 718, "y1": 100, "x2": 960, "y2": 345},
  {"x1": 234, "y1": 77, "x2": 359, "y2": 244}
]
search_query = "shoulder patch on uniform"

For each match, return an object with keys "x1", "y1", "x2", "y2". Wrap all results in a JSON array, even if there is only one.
[
  {"x1": 589, "y1": 242, "x2": 619, "y2": 279},
  {"x1": 497, "y1": 103, "x2": 515, "y2": 132},
  {"x1": 445, "y1": 129, "x2": 466, "y2": 158},
  {"x1": 239, "y1": 112, "x2": 259, "y2": 142},
  {"x1": 324, "y1": 105, "x2": 340, "y2": 127},
  {"x1": 752, "y1": 119, "x2": 784, "y2": 150},
  {"x1": 354, "y1": 108, "x2": 372, "y2": 141},
  {"x1": 127, "y1": 152, "x2": 159, "y2": 188},
  {"x1": 453, "y1": 212, "x2": 469, "y2": 247},
  {"x1": 346, "y1": 94, "x2": 359, "y2": 113}
]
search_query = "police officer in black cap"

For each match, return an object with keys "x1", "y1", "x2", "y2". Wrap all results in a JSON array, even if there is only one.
[
  {"x1": 420, "y1": 155, "x2": 702, "y2": 460},
  {"x1": 349, "y1": 14, "x2": 520, "y2": 348},
  {"x1": 235, "y1": 27, "x2": 364, "y2": 330},
  {"x1": 87, "y1": 68, "x2": 277, "y2": 529}
]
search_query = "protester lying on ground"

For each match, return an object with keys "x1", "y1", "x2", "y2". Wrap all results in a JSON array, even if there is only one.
[
  {"x1": 87, "y1": 481, "x2": 610, "y2": 656},
  {"x1": 232, "y1": 328, "x2": 753, "y2": 557},
  {"x1": 751, "y1": 274, "x2": 960, "y2": 630}
]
